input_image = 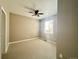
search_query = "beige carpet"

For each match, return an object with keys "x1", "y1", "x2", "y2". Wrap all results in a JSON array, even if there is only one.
[{"x1": 2, "y1": 39, "x2": 56, "y2": 59}]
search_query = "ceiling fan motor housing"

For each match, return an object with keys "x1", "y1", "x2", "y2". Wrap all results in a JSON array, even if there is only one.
[{"x1": 35, "y1": 10, "x2": 39, "y2": 15}]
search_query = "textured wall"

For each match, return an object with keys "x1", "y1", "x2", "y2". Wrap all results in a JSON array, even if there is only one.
[
  {"x1": 57, "y1": 0, "x2": 78, "y2": 59},
  {"x1": 9, "y1": 13, "x2": 39, "y2": 42}
]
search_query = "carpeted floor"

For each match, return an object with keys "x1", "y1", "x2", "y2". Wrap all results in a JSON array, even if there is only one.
[{"x1": 2, "y1": 39, "x2": 56, "y2": 59}]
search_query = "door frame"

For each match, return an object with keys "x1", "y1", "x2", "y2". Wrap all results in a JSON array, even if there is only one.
[
  {"x1": 0, "y1": 5, "x2": 2, "y2": 59},
  {"x1": 0, "y1": 6, "x2": 7, "y2": 54}
]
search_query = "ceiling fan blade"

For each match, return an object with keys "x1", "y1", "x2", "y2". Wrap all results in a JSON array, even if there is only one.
[
  {"x1": 25, "y1": 6, "x2": 35, "y2": 11},
  {"x1": 32, "y1": 14, "x2": 40, "y2": 17},
  {"x1": 29, "y1": 12, "x2": 33, "y2": 13},
  {"x1": 38, "y1": 13, "x2": 44, "y2": 15},
  {"x1": 37, "y1": 15, "x2": 39, "y2": 17}
]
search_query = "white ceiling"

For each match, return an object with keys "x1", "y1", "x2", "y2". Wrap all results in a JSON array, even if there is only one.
[{"x1": 7, "y1": 0, "x2": 57, "y2": 19}]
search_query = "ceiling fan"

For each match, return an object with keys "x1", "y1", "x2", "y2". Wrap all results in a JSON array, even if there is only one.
[{"x1": 24, "y1": 6, "x2": 44, "y2": 17}]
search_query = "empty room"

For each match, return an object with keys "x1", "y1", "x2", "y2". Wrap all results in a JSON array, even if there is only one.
[{"x1": 0, "y1": 0, "x2": 78, "y2": 59}]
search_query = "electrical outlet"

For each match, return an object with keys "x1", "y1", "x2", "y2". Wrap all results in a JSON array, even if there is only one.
[{"x1": 59, "y1": 53, "x2": 63, "y2": 59}]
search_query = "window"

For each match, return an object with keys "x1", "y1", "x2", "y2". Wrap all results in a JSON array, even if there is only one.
[{"x1": 44, "y1": 20, "x2": 53, "y2": 34}]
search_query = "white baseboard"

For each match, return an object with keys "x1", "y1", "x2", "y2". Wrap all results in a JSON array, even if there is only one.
[
  {"x1": 2, "y1": 43, "x2": 9, "y2": 54},
  {"x1": 9, "y1": 37, "x2": 38, "y2": 45},
  {"x1": 46, "y1": 40, "x2": 56, "y2": 45},
  {"x1": 5, "y1": 43, "x2": 9, "y2": 53}
]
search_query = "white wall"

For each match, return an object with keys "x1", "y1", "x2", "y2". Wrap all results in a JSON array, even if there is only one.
[
  {"x1": 10, "y1": 13, "x2": 39, "y2": 42},
  {"x1": 57, "y1": 0, "x2": 78, "y2": 59},
  {"x1": 39, "y1": 15, "x2": 57, "y2": 42}
]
